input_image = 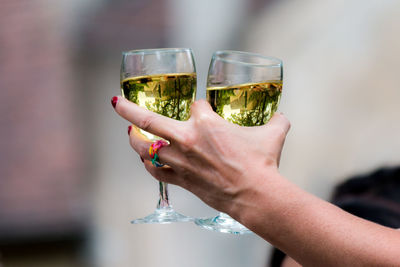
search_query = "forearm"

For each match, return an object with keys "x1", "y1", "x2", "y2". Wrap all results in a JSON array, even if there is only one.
[
  {"x1": 113, "y1": 98, "x2": 398, "y2": 265},
  {"x1": 231, "y1": 171, "x2": 400, "y2": 266}
]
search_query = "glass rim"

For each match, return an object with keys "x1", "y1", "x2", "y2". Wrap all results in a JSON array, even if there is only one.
[
  {"x1": 212, "y1": 50, "x2": 282, "y2": 67},
  {"x1": 122, "y1": 48, "x2": 193, "y2": 55}
]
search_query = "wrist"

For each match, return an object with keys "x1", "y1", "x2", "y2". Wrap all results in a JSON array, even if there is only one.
[{"x1": 227, "y1": 166, "x2": 284, "y2": 228}]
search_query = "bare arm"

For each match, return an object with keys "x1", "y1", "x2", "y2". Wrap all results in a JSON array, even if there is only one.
[
  {"x1": 113, "y1": 96, "x2": 400, "y2": 266},
  {"x1": 234, "y1": 171, "x2": 400, "y2": 266}
]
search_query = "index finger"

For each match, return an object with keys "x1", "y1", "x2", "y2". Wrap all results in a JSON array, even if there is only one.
[{"x1": 112, "y1": 96, "x2": 182, "y2": 141}]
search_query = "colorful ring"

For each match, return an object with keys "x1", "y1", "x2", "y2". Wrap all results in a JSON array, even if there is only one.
[{"x1": 149, "y1": 140, "x2": 168, "y2": 167}]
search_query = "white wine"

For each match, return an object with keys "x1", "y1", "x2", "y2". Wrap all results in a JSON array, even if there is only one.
[
  {"x1": 121, "y1": 73, "x2": 196, "y2": 121},
  {"x1": 207, "y1": 81, "x2": 282, "y2": 126},
  {"x1": 122, "y1": 73, "x2": 196, "y2": 140}
]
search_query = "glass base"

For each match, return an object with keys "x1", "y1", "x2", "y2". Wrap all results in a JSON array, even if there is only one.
[
  {"x1": 131, "y1": 206, "x2": 193, "y2": 224},
  {"x1": 195, "y1": 213, "x2": 252, "y2": 235}
]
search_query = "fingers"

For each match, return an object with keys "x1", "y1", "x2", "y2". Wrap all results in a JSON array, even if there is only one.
[
  {"x1": 190, "y1": 99, "x2": 214, "y2": 115},
  {"x1": 265, "y1": 112, "x2": 291, "y2": 135},
  {"x1": 189, "y1": 99, "x2": 220, "y2": 119},
  {"x1": 262, "y1": 113, "x2": 290, "y2": 166},
  {"x1": 113, "y1": 96, "x2": 183, "y2": 141},
  {"x1": 189, "y1": 99, "x2": 223, "y2": 125},
  {"x1": 129, "y1": 126, "x2": 182, "y2": 167},
  {"x1": 128, "y1": 126, "x2": 157, "y2": 160},
  {"x1": 143, "y1": 160, "x2": 185, "y2": 186}
]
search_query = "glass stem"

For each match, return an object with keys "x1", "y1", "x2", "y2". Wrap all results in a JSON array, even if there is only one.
[{"x1": 157, "y1": 181, "x2": 170, "y2": 209}]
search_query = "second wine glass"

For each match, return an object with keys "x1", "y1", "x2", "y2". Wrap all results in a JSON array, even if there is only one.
[
  {"x1": 121, "y1": 48, "x2": 196, "y2": 224},
  {"x1": 195, "y1": 50, "x2": 283, "y2": 234}
]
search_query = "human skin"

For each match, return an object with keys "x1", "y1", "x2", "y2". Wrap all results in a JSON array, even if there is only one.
[
  {"x1": 112, "y1": 96, "x2": 400, "y2": 266},
  {"x1": 282, "y1": 256, "x2": 301, "y2": 267}
]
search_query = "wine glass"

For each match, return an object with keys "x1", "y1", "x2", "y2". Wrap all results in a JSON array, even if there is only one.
[
  {"x1": 120, "y1": 48, "x2": 196, "y2": 224},
  {"x1": 195, "y1": 50, "x2": 283, "y2": 234}
]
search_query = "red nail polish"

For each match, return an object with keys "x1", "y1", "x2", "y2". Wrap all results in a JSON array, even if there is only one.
[
  {"x1": 128, "y1": 125, "x2": 132, "y2": 135},
  {"x1": 140, "y1": 157, "x2": 144, "y2": 163},
  {"x1": 111, "y1": 96, "x2": 118, "y2": 108}
]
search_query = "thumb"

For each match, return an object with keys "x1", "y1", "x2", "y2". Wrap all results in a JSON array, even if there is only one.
[{"x1": 265, "y1": 112, "x2": 291, "y2": 136}]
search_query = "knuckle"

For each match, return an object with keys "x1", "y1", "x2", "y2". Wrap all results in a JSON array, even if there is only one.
[
  {"x1": 196, "y1": 112, "x2": 212, "y2": 123},
  {"x1": 278, "y1": 113, "x2": 291, "y2": 130},
  {"x1": 178, "y1": 131, "x2": 197, "y2": 153},
  {"x1": 191, "y1": 99, "x2": 211, "y2": 113},
  {"x1": 272, "y1": 126, "x2": 287, "y2": 139},
  {"x1": 195, "y1": 99, "x2": 208, "y2": 107},
  {"x1": 138, "y1": 116, "x2": 154, "y2": 131},
  {"x1": 193, "y1": 112, "x2": 214, "y2": 128},
  {"x1": 190, "y1": 100, "x2": 199, "y2": 108},
  {"x1": 128, "y1": 135, "x2": 149, "y2": 158},
  {"x1": 139, "y1": 144, "x2": 149, "y2": 159}
]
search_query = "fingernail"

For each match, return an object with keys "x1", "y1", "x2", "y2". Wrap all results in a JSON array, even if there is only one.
[
  {"x1": 140, "y1": 157, "x2": 144, "y2": 163},
  {"x1": 111, "y1": 96, "x2": 118, "y2": 108},
  {"x1": 128, "y1": 125, "x2": 132, "y2": 135}
]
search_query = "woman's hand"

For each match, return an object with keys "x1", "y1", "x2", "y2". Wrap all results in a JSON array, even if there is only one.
[
  {"x1": 112, "y1": 96, "x2": 400, "y2": 266},
  {"x1": 112, "y1": 96, "x2": 290, "y2": 217}
]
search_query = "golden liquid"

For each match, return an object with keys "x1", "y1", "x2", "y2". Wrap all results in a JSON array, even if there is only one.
[
  {"x1": 121, "y1": 73, "x2": 196, "y2": 140},
  {"x1": 121, "y1": 73, "x2": 196, "y2": 121},
  {"x1": 207, "y1": 81, "x2": 282, "y2": 126}
]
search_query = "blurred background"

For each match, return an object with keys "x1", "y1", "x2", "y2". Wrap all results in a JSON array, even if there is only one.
[{"x1": 1, "y1": 0, "x2": 400, "y2": 266}]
